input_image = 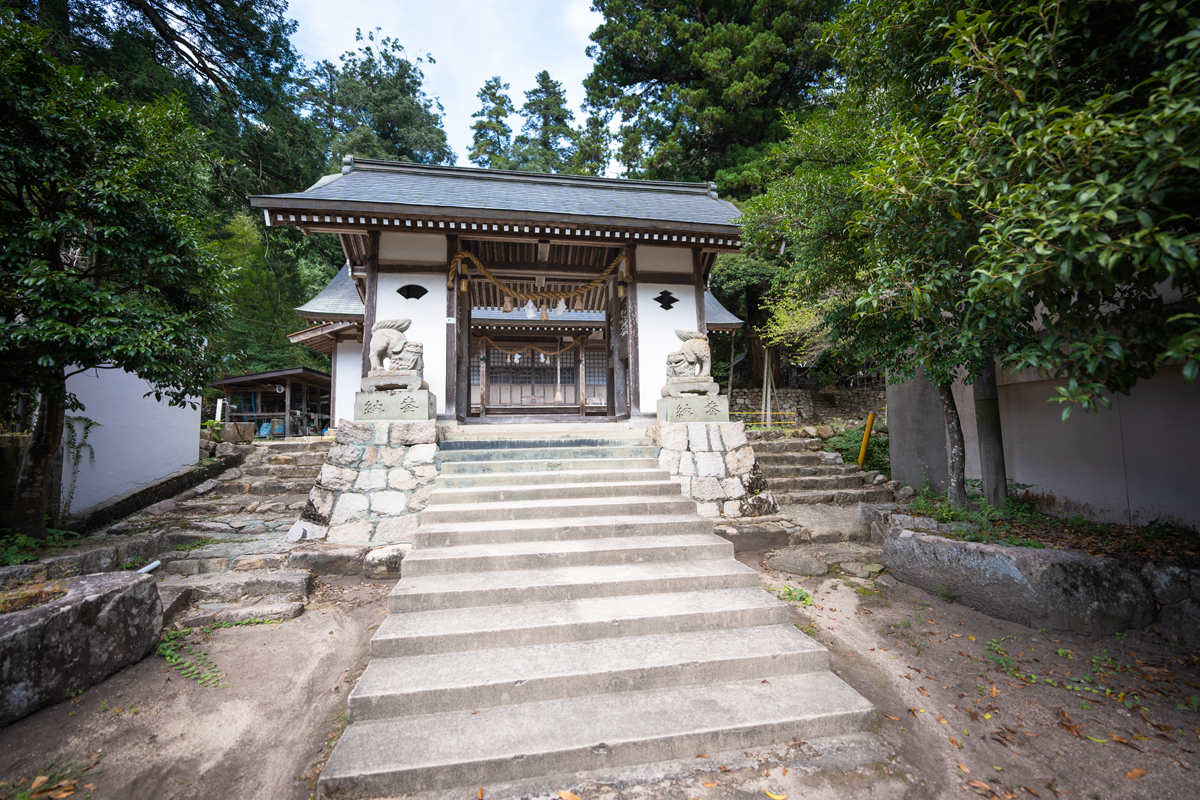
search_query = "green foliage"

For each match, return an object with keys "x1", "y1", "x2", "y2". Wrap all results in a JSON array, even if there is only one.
[
  {"x1": 307, "y1": 29, "x2": 454, "y2": 167},
  {"x1": 0, "y1": 14, "x2": 233, "y2": 412},
  {"x1": 772, "y1": 585, "x2": 814, "y2": 606},
  {"x1": 0, "y1": 528, "x2": 84, "y2": 567},
  {"x1": 0, "y1": 754, "x2": 105, "y2": 800},
  {"x1": 823, "y1": 428, "x2": 890, "y2": 477},
  {"x1": 584, "y1": 0, "x2": 840, "y2": 196},
  {"x1": 469, "y1": 76, "x2": 517, "y2": 168}
]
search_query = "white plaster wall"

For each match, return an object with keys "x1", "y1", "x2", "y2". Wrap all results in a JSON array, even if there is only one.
[
  {"x1": 637, "y1": 246, "x2": 692, "y2": 273},
  {"x1": 636, "y1": 282, "x2": 698, "y2": 411},
  {"x1": 333, "y1": 340, "x2": 360, "y2": 426},
  {"x1": 376, "y1": 273, "x2": 449, "y2": 414},
  {"x1": 379, "y1": 232, "x2": 448, "y2": 263},
  {"x1": 61, "y1": 368, "x2": 199, "y2": 516}
]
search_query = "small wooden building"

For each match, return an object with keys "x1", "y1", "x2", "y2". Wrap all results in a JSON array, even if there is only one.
[
  {"x1": 252, "y1": 157, "x2": 744, "y2": 423},
  {"x1": 213, "y1": 367, "x2": 331, "y2": 437}
]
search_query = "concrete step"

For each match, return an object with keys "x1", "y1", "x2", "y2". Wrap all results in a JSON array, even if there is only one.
[
  {"x1": 371, "y1": 587, "x2": 788, "y2": 657},
  {"x1": 389, "y1": 559, "x2": 760, "y2": 613},
  {"x1": 241, "y1": 465, "x2": 322, "y2": 478},
  {"x1": 749, "y1": 439, "x2": 822, "y2": 452},
  {"x1": 766, "y1": 474, "x2": 868, "y2": 492},
  {"x1": 440, "y1": 437, "x2": 653, "y2": 451},
  {"x1": 437, "y1": 468, "x2": 669, "y2": 489},
  {"x1": 755, "y1": 453, "x2": 826, "y2": 467},
  {"x1": 761, "y1": 463, "x2": 861, "y2": 478},
  {"x1": 439, "y1": 456, "x2": 660, "y2": 475},
  {"x1": 350, "y1": 624, "x2": 826, "y2": 720},
  {"x1": 401, "y1": 533, "x2": 731, "y2": 576},
  {"x1": 419, "y1": 494, "x2": 698, "y2": 525},
  {"x1": 413, "y1": 514, "x2": 713, "y2": 547},
  {"x1": 776, "y1": 486, "x2": 895, "y2": 506},
  {"x1": 155, "y1": 570, "x2": 311, "y2": 609},
  {"x1": 439, "y1": 424, "x2": 648, "y2": 442},
  {"x1": 320, "y1": 671, "x2": 874, "y2": 797},
  {"x1": 211, "y1": 479, "x2": 313, "y2": 496},
  {"x1": 252, "y1": 440, "x2": 333, "y2": 454},
  {"x1": 438, "y1": 445, "x2": 659, "y2": 463},
  {"x1": 426, "y1": 479, "x2": 680, "y2": 507}
]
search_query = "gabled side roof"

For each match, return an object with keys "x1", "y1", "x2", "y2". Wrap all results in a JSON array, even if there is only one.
[
  {"x1": 295, "y1": 264, "x2": 363, "y2": 321},
  {"x1": 252, "y1": 158, "x2": 742, "y2": 233}
]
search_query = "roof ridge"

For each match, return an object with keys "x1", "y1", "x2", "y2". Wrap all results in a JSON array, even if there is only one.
[{"x1": 341, "y1": 156, "x2": 720, "y2": 197}]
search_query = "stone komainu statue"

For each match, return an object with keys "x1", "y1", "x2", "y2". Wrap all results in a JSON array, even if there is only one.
[
  {"x1": 368, "y1": 319, "x2": 411, "y2": 373},
  {"x1": 667, "y1": 330, "x2": 711, "y2": 379}
]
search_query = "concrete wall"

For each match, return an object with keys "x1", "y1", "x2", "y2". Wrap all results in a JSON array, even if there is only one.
[
  {"x1": 375, "y1": 272, "x2": 448, "y2": 415},
  {"x1": 61, "y1": 368, "x2": 199, "y2": 516},
  {"x1": 635, "y1": 281, "x2": 698, "y2": 412},
  {"x1": 889, "y1": 363, "x2": 1200, "y2": 528},
  {"x1": 333, "y1": 340, "x2": 360, "y2": 425}
]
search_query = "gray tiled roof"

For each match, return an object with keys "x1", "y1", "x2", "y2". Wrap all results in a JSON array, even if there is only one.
[
  {"x1": 295, "y1": 263, "x2": 363, "y2": 320},
  {"x1": 255, "y1": 159, "x2": 741, "y2": 231},
  {"x1": 705, "y1": 291, "x2": 744, "y2": 330}
]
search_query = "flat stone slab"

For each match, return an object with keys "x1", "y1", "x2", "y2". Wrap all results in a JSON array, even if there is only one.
[
  {"x1": 765, "y1": 542, "x2": 884, "y2": 578},
  {"x1": 181, "y1": 601, "x2": 304, "y2": 627},
  {"x1": 156, "y1": 570, "x2": 312, "y2": 607},
  {"x1": 766, "y1": 552, "x2": 829, "y2": 576},
  {"x1": 882, "y1": 529, "x2": 1155, "y2": 635},
  {"x1": 0, "y1": 572, "x2": 162, "y2": 726},
  {"x1": 287, "y1": 544, "x2": 370, "y2": 575}
]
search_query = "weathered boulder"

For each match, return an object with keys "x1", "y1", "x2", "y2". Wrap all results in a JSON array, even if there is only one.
[
  {"x1": 882, "y1": 529, "x2": 1155, "y2": 635},
  {"x1": 0, "y1": 572, "x2": 162, "y2": 726},
  {"x1": 766, "y1": 552, "x2": 829, "y2": 576},
  {"x1": 363, "y1": 543, "x2": 412, "y2": 578},
  {"x1": 287, "y1": 544, "x2": 370, "y2": 576}
]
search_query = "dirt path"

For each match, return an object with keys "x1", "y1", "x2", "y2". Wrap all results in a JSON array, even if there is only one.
[
  {"x1": 3, "y1": 559, "x2": 1197, "y2": 800},
  {"x1": 0, "y1": 577, "x2": 394, "y2": 800}
]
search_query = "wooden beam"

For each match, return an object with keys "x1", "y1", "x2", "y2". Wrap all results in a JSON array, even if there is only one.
[
  {"x1": 536, "y1": 239, "x2": 551, "y2": 263},
  {"x1": 635, "y1": 271, "x2": 694, "y2": 285},
  {"x1": 626, "y1": 245, "x2": 640, "y2": 413},
  {"x1": 692, "y1": 247, "x2": 707, "y2": 336},
  {"x1": 360, "y1": 230, "x2": 380, "y2": 380},
  {"x1": 445, "y1": 235, "x2": 458, "y2": 413}
]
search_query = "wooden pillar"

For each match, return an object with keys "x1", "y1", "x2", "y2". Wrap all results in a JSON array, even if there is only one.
[
  {"x1": 361, "y1": 230, "x2": 380, "y2": 379},
  {"x1": 728, "y1": 328, "x2": 737, "y2": 397},
  {"x1": 255, "y1": 390, "x2": 261, "y2": 436},
  {"x1": 330, "y1": 342, "x2": 338, "y2": 425},
  {"x1": 284, "y1": 379, "x2": 292, "y2": 438},
  {"x1": 604, "y1": 280, "x2": 616, "y2": 415},
  {"x1": 626, "y1": 245, "x2": 640, "y2": 413},
  {"x1": 692, "y1": 247, "x2": 707, "y2": 336},
  {"x1": 456, "y1": 259, "x2": 470, "y2": 421},
  {"x1": 577, "y1": 339, "x2": 586, "y2": 418},
  {"x1": 445, "y1": 235, "x2": 458, "y2": 416},
  {"x1": 479, "y1": 345, "x2": 488, "y2": 419},
  {"x1": 223, "y1": 389, "x2": 231, "y2": 423}
]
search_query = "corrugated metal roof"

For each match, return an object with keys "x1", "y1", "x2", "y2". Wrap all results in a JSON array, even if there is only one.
[
  {"x1": 255, "y1": 159, "x2": 741, "y2": 230},
  {"x1": 295, "y1": 263, "x2": 363, "y2": 321}
]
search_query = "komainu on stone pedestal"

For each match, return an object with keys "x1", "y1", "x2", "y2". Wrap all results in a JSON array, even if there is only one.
[
  {"x1": 658, "y1": 330, "x2": 727, "y2": 421},
  {"x1": 355, "y1": 319, "x2": 435, "y2": 420}
]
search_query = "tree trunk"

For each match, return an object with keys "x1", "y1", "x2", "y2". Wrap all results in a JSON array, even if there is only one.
[
  {"x1": 936, "y1": 382, "x2": 969, "y2": 509},
  {"x1": 973, "y1": 359, "x2": 1008, "y2": 509},
  {"x1": 11, "y1": 371, "x2": 66, "y2": 539}
]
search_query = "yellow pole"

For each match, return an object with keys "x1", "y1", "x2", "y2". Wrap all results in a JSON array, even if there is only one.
[{"x1": 857, "y1": 411, "x2": 876, "y2": 467}]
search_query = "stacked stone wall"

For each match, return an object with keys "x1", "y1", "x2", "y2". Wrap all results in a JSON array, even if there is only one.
[
  {"x1": 295, "y1": 420, "x2": 437, "y2": 544},
  {"x1": 730, "y1": 387, "x2": 886, "y2": 424},
  {"x1": 648, "y1": 422, "x2": 778, "y2": 519}
]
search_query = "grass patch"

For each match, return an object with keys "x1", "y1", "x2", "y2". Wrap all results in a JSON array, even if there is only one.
[
  {"x1": 171, "y1": 538, "x2": 240, "y2": 552},
  {"x1": 0, "y1": 576, "x2": 69, "y2": 615},
  {"x1": 823, "y1": 428, "x2": 889, "y2": 477},
  {"x1": 0, "y1": 528, "x2": 86, "y2": 567},
  {"x1": 772, "y1": 585, "x2": 814, "y2": 606}
]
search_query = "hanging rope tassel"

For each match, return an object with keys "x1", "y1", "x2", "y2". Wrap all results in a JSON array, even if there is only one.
[
  {"x1": 539, "y1": 304, "x2": 549, "y2": 321},
  {"x1": 572, "y1": 296, "x2": 583, "y2": 311},
  {"x1": 502, "y1": 295, "x2": 514, "y2": 313}
]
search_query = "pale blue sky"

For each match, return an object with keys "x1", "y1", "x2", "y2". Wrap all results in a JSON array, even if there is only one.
[{"x1": 286, "y1": 0, "x2": 603, "y2": 166}]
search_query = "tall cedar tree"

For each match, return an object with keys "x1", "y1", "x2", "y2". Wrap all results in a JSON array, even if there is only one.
[
  {"x1": 0, "y1": 14, "x2": 231, "y2": 537},
  {"x1": 469, "y1": 76, "x2": 517, "y2": 169},
  {"x1": 510, "y1": 71, "x2": 576, "y2": 173}
]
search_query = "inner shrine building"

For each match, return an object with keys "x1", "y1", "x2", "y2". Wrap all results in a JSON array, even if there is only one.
[{"x1": 251, "y1": 157, "x2": 744, "y2": 424}]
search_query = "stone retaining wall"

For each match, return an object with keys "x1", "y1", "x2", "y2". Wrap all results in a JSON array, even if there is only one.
[
  {"x1": 730, "y1": 387, "x2": 887, "y2": 423},
  {"x1": 292, "y1": 420, "x2": 438, "y2": 544},
  {"x1": 647, "y1": 422, "x2": 778, "y2": 519},
  {"x1": 859, "y1": 504, "x2": 1200, "y2": 642}
]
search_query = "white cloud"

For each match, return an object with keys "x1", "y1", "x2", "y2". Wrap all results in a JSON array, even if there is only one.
[{"x1": 286, "y1": 0, "x2": 603, "y2": 165}]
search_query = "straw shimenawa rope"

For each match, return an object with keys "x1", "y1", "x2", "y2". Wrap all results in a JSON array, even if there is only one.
[
  {"x1": 475, "y1": 336, "x2": 585, "y2": 358},
  {"x1": 448, "y1": 250, "x2": 627, "y2": 302}
]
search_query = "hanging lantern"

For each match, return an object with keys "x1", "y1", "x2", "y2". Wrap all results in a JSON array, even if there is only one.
[
  {"x1": 539, "y1": 304, "x2": 549, "y2": 321},
  {"x1": 524, "y1": 300, "x2": 537, "y2": 319},
  {"x1": 553, "y1": 298, "x2": 567, "y2": 316},
  {"x1": 502, "y1": 295, "x2": 514, "y2": 313}
]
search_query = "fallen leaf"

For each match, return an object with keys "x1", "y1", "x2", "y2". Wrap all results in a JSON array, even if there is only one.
[
  {"x1": 765, "y1": 791, "x2": 787, "y2": 800},
  {"x1": 918, "y1": 686, "x2": 930, "y2": 697},
  {"x1": 719, "y1": 766, "x2": 731, "y2": 773},
  {"x1": 908, "y1": 707, "x2": 918, "y2": 717},
  {"x1": 1001, "y1": 791, "x2": 1018, "y2": 799},
  {"x1": 957, "y1": 763, "x2": 970, "y2": 773},
  {"x1": 966, "y1": 779, "x2": 993, "y2": 795},
  {"x1": 1171, "y1": 755, "x2": 1190, "y2": 771},
  {"x1": 695, "y1": 754, "x2": 710, "y2": 759},
  {"x1": 1126, "y1": 768, "x2": 1146, "y2": 780},
  {"x1": 884, "y1": 714, "x2": 900, "y2": 721},
  {"x1": 782, "y1": 768, "x2": 788, "y2": 776},
  {"x1": 765, "y1": 770, "x2": 770, "y2": 777},
  {"x1": 950, "y1": 736, "x2": 962, "y2": 748},
  {"x1": 1086, "y1": 736, "x2": 1109, "y2": 743},
  {"x1": 478, "y1": 786, "x2": 484, "y2": 799},
  {"x1": 968, "y1": 635, "x2": 976, "y2": 641},
  {"x1": 1023, "y1": 787, "x2": 1038, "y2": 796},
  {"x1": 951, "y1": 633, "x2": 963, "y2": 637},
  {"x1": 938, "y1": 714, "x2": 948, "y2": 724},
  {"x1": 48, "y1": 791, "x2": 75, "y2": 799},
  {"x1": 83, "y1": 787, "x2": 96, "y2": 793},
  {"x1": 703, "y1": 783, "x2": 719, "y2": 788},
  {"x1": 991, "y1": 685, "x2": 1000, "y2": 698},
  {"x1": 31, "y1": 777, "x2": 49, "y2": 792},
  {"x1": 556, "y1": 792, "x2": 581, "y2": 800}
]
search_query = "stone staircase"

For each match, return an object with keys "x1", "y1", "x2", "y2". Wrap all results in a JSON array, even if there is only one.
[
  {"x1": 318, "y1": 424, "x2": 873, "y2": 798},
  {"x1": 751, "y1": 435, "x2": 894, "y2": 506},
  {"x1": 174, "y1": 438, "x2": 329, "y2": 517}
]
